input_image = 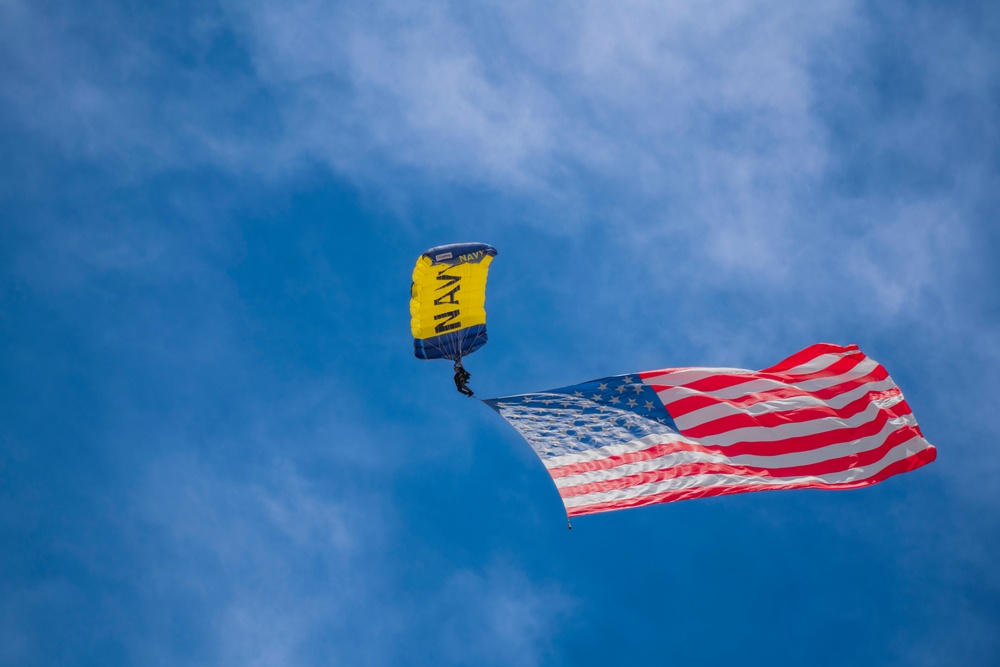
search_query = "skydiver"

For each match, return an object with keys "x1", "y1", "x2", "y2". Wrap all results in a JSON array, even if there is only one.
[{"x1": 453, "y1": 361, "x2": 474, "y2": 397}]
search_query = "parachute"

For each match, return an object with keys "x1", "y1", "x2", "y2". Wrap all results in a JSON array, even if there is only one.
[{"x1": 410, "y1": 242, "x2": 497, "y2": 396}]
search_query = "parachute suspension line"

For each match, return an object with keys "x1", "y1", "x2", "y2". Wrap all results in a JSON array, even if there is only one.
[{"x1": 453, "y1": 357, "x2": 474, "y2": 397}]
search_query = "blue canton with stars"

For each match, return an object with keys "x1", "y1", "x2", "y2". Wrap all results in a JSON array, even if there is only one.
[{"x1": 484, "y1": 374, "x2": 679, "y2": 460}]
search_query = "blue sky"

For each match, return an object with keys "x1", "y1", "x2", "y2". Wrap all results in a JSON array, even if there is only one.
[{"x1": 1, "y1": 0, "x2": 998, "y2": 665}]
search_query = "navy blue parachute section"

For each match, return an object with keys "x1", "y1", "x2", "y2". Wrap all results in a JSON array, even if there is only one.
[{"x1": 413, "y1": 324, "x2": 488, "y2": 360}]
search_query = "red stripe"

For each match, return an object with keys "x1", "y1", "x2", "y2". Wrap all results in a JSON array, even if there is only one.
[
  {"x1": 740, "y1": 425, "x2": 923, "y2": 477},
  {"x1": 678, "y1": 388, "x2": 903, "y2": 439},
  {"x1": 557, "y1": 425, "x2": 924, "y2": 499},
  {"x1": 646, "y1": 351, "x2": 868, "y2": 401},
  {"x1": 548, "y1": 440, "x2": 718, "y2": 480},
  {"x1": 547, "y1": 394, "x2": 912, "y2": 479},
  {"x1": 646, "y1": 372, "x2": 758, "y2": 394},
  {"x1": 772, "y1": 350, "x2": 868, "y2": 381},
  {"x1": 760, "y1": 343, "x2": 859, "y2": 373},
  {"x1": 561, "y1": 460, "x2": 779, "y2": 498},
  {"x1": 660, "y1": 365, "x2": 891, "y2": 418},
  {"x1": 695, "y1": 401, "x2": 914, "y2": 457},
  {"x1": 635, "y1": 343, "x2": 855, "y2": 381},
  {"x1": 565, "y1": 446, "x2": 936, "y2": 517},
  {"x1": 549, "y1": 394, "x2": 922, "y2": 479},
  {"x1": 745, "y1": 351, "x2": 868, "y2": 386},
  {"x1": 790, "y1": 365, "x2": 890, "y2": 400}
]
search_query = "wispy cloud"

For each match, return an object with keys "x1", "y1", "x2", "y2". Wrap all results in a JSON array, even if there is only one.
[
  {"x1": 121, "y1": 452, "x2": 572, "y2": 666},
  {"x1": 2, "y1": 1, "x2": 998, "y2": 665},
  {"x1": 225, "y1": 0, "x2": 846, "y2": 196}
]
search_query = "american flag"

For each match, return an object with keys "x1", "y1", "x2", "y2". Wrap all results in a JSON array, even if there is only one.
[{"x1": 485, "y1": 343, "x2": 936, "y2": 518}]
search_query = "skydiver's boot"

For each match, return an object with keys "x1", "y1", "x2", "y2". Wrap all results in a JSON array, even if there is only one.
[{"x1": 454, "y1": 361, "x2": 474, "y2": 397}]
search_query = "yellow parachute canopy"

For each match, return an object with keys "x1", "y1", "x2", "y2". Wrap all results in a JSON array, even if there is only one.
[{"x1": 410, "y1": 242, "x2": 497, "y2": 361}]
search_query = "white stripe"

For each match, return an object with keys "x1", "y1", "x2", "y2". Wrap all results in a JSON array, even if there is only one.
[
  {"x1": 654, "y1": 358, "x2": 882, "y2": 407},
  {"x1": 541, "y1": 432, "x2": 697, "y2": 469},
  {"x1": 563, "y1": 438, "x2": 934, "y2": 509},
  {"x1": 674, "y1": 380, "x2": 900, "y2": 431},
  {"x1": 656, "y1": 379, "x2": 800, "y2": 404},
  {"x1": 726, "y1": 415, "x2": 912, "y2": 467},
  {"x1": 640, "y1": 367, "x2": 754, "y2": 386},
  {"x1": 555, "y1": 417, "x2": 918, "y2": 490},
  {"x1": 542, "y1": 385, "x2": 907, "y2": 470},
  {"x1": 640, "y1": 348, "x2": 858, "y2": 387},
  {"x1": 692, "y1": 394, "x2": 912, "y2": 448},
  {"x1": 792, "y1": 358, "x2": 881, "y2": 392},
  {"x1": 555, "y1": 448, "x2": 731, "y2": 489},
  {"x1": 774, "y1": 351, "x2": 861, "y2": 377}
]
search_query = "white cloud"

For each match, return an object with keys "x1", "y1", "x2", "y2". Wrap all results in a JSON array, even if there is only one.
[
  {"x1": 4, "y1": 0, "x2": 995, "y2": 386},
  {"x1": 2, "y1": 2, "x2": 998, "y2": 662},
  {"x1": 223, "y1": 0, "x2": 849, "y2": 195},
  {"x1": 113, "y1": 451, "x2": 571, "y2": 666}
]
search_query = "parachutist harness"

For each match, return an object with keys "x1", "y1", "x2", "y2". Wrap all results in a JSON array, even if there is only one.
[{"x1": 453, "y1": 359, "x2": 474, "y2": 397}]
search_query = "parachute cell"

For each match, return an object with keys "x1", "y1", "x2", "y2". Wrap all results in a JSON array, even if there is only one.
[{"x1": 410, "y1": 242, "x2": 497, "y2": 362}]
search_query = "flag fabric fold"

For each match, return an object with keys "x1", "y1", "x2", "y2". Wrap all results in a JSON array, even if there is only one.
[{"x1": 485, "y1": 343, "x2": 936, "y2": 518}]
